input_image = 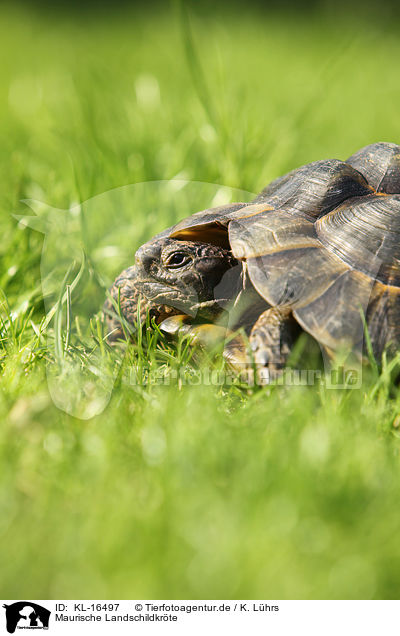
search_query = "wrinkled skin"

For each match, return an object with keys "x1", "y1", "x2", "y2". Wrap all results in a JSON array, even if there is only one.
[{"x1": 104, "y1": 238, "x2": 240, "y2": 341}]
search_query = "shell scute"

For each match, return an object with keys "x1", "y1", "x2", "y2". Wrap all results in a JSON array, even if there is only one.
[{"x1": 347, "y1": 142, "x2": 400, "y2": 194}]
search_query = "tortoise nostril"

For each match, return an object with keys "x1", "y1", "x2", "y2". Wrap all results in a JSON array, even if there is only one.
[{"x1": 135, "y1": 243, "x2": 161, "y2": 269}]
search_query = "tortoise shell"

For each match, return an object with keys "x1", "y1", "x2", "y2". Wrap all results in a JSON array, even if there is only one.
[{"x1": 161, "y1": 142, "x2": 400, "y2": 357}]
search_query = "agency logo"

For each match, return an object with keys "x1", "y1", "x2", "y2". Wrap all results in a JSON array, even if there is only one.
[{"x1": 2, "y1": 602, "x2": 51, "y2": 633}]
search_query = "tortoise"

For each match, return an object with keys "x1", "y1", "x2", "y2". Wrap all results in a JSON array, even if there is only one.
[{"x1": 104, "y1": 142, "x2": 400, "y2": 375}]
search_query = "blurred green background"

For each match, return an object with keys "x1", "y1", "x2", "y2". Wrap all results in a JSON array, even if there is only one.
[{"x1": 1, "y1": 0, "x2": 400, "y2": 599}]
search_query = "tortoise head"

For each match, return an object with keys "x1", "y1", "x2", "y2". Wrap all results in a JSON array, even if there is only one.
[
  {"x1": 133, "y1": 237, "x2": 238, "y2": 318},
  {"x1": 105, "y1": 237, "x2": 239, "y2": 340}
]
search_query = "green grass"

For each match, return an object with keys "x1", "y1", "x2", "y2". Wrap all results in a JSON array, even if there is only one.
[{"x1": 1, "y1": 1, "x2": 400, "y2": 599}]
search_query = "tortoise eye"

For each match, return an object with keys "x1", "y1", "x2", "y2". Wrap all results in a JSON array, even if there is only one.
[{"x1": 165, "y1": 251, "x2": 192, "y2": 269}]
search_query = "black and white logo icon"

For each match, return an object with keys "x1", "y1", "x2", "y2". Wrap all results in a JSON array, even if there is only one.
[{"x1": 2, "y1": 602, "x2": 51, "y2": 633}]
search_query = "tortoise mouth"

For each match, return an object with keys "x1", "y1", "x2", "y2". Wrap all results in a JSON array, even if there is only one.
[
  {"x1": 133, "y1": 284, "x2": 199, "y2": 319},
  {"x1": 134, "y1": 292, "x2": 228, "y2": 325},
  {"x1": 130, "y1": 290, "x2": 183, "y2": 326},
  {"x1": 148, "y1": 303, "x2": 182, "y2": 324}
]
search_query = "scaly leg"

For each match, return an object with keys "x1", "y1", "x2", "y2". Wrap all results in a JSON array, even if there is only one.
[{"x1": 248, "y1": 307, "x2": 299, "y2": 376}]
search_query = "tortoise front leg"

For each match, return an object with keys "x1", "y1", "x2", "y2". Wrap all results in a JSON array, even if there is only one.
[{"x1": 248, "y1": 307, "x2": 299, "y2": 376}]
